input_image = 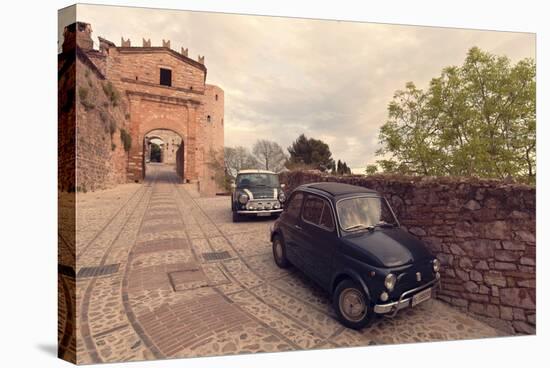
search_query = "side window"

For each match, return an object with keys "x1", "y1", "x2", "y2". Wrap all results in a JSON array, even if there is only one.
[
  {"x1": 319, "y1": 202, "x2": 335, "y2": 229},
  {"x1": 302, "y1": 196, "x2": 324, "y2": 224},
  {"x1": 285, "y1": 192, "x2": 304, "y2": 218},
  {"x1": 303, "y1": 195, "x2": 335, "y2": 231}
]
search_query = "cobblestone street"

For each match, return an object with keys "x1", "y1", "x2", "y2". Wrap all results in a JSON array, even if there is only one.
[{"x1": 71, "y1": 164, "x2": 505, "y2": 364}]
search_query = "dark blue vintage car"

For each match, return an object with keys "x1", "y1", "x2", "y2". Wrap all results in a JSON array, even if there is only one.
[{"x1": 270, "y1": 182, "x2": 440, "y2": 329}]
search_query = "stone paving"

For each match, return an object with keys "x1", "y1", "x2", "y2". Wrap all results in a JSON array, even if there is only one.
[{"x1": 74, "y1": 164, "x2": 506, "y2": 364}]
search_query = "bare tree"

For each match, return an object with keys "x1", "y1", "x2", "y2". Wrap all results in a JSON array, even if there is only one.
[
  {"x1": 252, "y1": 139, "x2": 288, "y2": 172},
  {"x1": 206, "y1": 148, "x2": 230, "y2": 191},
  {"x1": 224, "y1": 146, "x2": 259, "y2": 178}
]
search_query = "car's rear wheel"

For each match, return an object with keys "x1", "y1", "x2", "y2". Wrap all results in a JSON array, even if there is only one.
[
  {"x1": 272, "y1": 235, "x2": 290, "y2": 268},
  {"x1": 333, "y1": 279, "x2": 372, "y2": 329}
]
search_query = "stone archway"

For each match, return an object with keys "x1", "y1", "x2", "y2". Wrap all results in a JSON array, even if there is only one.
[{"x1": 126, "y1": 92, "x2": 200, "y2": 184}]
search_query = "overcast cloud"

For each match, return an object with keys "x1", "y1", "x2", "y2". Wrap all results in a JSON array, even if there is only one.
[{"x1": 60, "y1": 4, "x2": 535, "y2": 172}]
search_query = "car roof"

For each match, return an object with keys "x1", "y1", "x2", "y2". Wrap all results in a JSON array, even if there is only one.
[
  {"x1": 237, "y1": 169, "x2": 276, "y2": 174},
  {"x1": 298, "y1": 182, "x2": 379, "y2": 197}
]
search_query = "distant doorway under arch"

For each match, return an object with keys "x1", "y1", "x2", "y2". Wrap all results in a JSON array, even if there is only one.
[
  {"x1": 143, "y1": 129, "x2": 184, "y2": 181},
  {"x1": 148, "y1": 138, "x2": 163, "y2": 163}
]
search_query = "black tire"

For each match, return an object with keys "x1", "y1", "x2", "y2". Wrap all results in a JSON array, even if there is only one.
[
  {"x1": 232, "y1": 211, "x2": 241, "y2": 223},
  {"x1": 272, "y1": 235, "x2": 291, "y2": 268},
  {"x1": 333, "y1": 279, "x2": 372, "y2": 330}
]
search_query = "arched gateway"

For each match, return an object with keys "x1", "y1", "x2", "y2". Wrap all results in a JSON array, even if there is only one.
[{"x1": 68, "y1": 22, "x2": 225, "y2": 195}]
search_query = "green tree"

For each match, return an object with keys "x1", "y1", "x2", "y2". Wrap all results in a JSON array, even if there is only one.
[
  {"x1": 365, "y1": 164, "x2": 378, "y2": 175},
  {"x1": 344, "y1": 162, "x2": 351, "y2": 175},
  {"x1": 376, "y1": 47, "x2": 535, "y2": 184},
  {"x1": 335, "y1": 160, "x2": 352, "y2": 175},
  {"x1": 287, "y1": 134, "x2": 335, "y2": 172},
  {"x1": 376, "y1": 81, "x2": 445, "y2": 175}
]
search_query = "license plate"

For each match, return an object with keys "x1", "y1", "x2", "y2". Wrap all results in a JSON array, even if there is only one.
[
  {"x1": 257, "y1": 212, "x2": 271, "y2": 217},
  {"x1": 412, "y1": 287, "x2": 432, "y2": 307}
]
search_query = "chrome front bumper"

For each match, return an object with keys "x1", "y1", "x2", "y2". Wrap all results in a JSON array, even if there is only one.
[
  {"x1": 237, "y1": 209, "x2": 283, "y2": 215},
  {"x1": 373, "y1": 278, "x2": 440, "y2": 316}
]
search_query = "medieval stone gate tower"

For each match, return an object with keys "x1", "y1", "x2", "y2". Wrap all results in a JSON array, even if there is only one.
[{"x1": 65, "y1": 22, "x2": 224, "y2": 195}]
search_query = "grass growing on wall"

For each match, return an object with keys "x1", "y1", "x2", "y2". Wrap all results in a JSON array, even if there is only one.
[
  {"x1": 78, "y1": 86, "x2": 95, "y2": 110},
  {"x1": 102, "y1": 81, "x2": 120, "y2": 107},
  {"x1": 120, "y1": 129, "x2": 132, "y2": 152}
]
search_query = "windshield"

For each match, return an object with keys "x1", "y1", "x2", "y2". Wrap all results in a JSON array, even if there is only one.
[
  {"x1": 236, "y1": 173, "x2": 279, "y2": 187},
  {"x1": 336, "y1": 196, "x2": 398, "y2": 231}
]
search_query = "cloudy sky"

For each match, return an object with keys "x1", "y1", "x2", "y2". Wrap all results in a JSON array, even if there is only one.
[{"x1": 60, "y1": 4, "x2": 535, "y2": 172}]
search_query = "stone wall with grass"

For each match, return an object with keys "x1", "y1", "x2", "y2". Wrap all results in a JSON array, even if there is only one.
[
  {"x1": 279, "y1": 171, "x2": 536, "y2": 334},
  {"x1": 58, "y1": 51, "x2": 77, "y2": 192},
  {"x1": 74, "y1": 50, "x2": 132, "y2": 191}
]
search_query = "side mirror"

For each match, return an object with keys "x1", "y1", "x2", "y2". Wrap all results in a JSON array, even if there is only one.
[
  {"x1": 230, "y1": 183, "x2": 236, "y2": 189},
  {"x1": 280, "y1": 183, "x2": 286, "y2": 189}
]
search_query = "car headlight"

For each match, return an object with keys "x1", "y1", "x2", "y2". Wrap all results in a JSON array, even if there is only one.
[
  {"x1": 238, "y1": 193, "x2": 249, "y2": 204},
  {"x1": 384, "y1": 273, "x2": 396, "y2": 291},
  {"x1": 278, "y1": 191, "x2": 286, "y2": 203},
  {"x1": 433, "y1": 258, "x2": 440, "y2": 273}
]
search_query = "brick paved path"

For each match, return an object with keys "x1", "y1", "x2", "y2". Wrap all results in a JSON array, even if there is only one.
[{"x1": 74, "y1": 164, "x2": 505, "y2": 363}]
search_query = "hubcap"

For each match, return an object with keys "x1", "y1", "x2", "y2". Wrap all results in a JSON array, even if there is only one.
[
  {"x1": 339, "y1": 288, "x2": 367, "y2": 322},
  {"x1": 274, "y1": 240, "x2": 283, "y2": 262}
]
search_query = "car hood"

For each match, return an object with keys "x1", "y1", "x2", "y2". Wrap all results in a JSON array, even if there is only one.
[{"x1": 341, "y1": 228, "x2": 432, "y2": 268}]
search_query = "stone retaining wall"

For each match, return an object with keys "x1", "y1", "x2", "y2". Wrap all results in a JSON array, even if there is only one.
[{"x1": 279, "y1": 171, "x2": 536, "y2": 334}]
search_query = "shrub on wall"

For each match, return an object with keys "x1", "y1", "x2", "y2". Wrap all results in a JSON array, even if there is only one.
[
  {"x1": 109, "y1": 120, "x2": 117, "y2": 137},
  {"x1": 120, "y1": 129, "x2": 132, "y2": 152},
  {"x1": 78, "y1": 86, "x2": 88, "y2": 100},
  {"x1": 78, "y1": 86, "x2": 95, "y2": 110},
  {"x1": 102, "y1": 81, "x2": 121, "y2": 107}
]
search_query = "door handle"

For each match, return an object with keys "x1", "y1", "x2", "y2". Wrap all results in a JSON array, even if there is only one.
[{"x1": 294, "y1": 225, "x2": 302, "y2": 230}]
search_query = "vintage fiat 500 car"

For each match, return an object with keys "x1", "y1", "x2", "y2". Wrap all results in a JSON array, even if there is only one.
[
  {"x1": 231, "y1": 170, "x2": 286, "y2": 222},
  {"x1": 270, "y1": 182, "x2": 440, "y2": 329}
]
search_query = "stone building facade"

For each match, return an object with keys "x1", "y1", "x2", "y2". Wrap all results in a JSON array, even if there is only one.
[{"x1": 62, "y1": 21, "x2": 224, "y2": 195}]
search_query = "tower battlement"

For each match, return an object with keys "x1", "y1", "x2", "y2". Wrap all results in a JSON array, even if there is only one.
[
  {"x1": 115, "y1": 34, "x2": 205, "y2": 65},
  {"x1": 62, "y1": 21, "x2": 206, "y2": 66},
  {"x1": 62, "y1": 21, "x2": 94, "y2": 53}
]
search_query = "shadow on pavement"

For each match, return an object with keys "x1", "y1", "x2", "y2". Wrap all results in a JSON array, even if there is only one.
[{"x1": 36, "y1": 343, "x2": 57, "y2": 357}]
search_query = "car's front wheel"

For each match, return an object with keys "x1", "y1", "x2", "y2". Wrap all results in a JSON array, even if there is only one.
[
  {"x1": 232, "y1": 211, "x2": 241, "y2": 223},
  {"x1": 333, "y1": 279, "x2": 372, "y2": 330},
  {"x1": 272, "y1": 235, "x2": 290, "y2": 268}
]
